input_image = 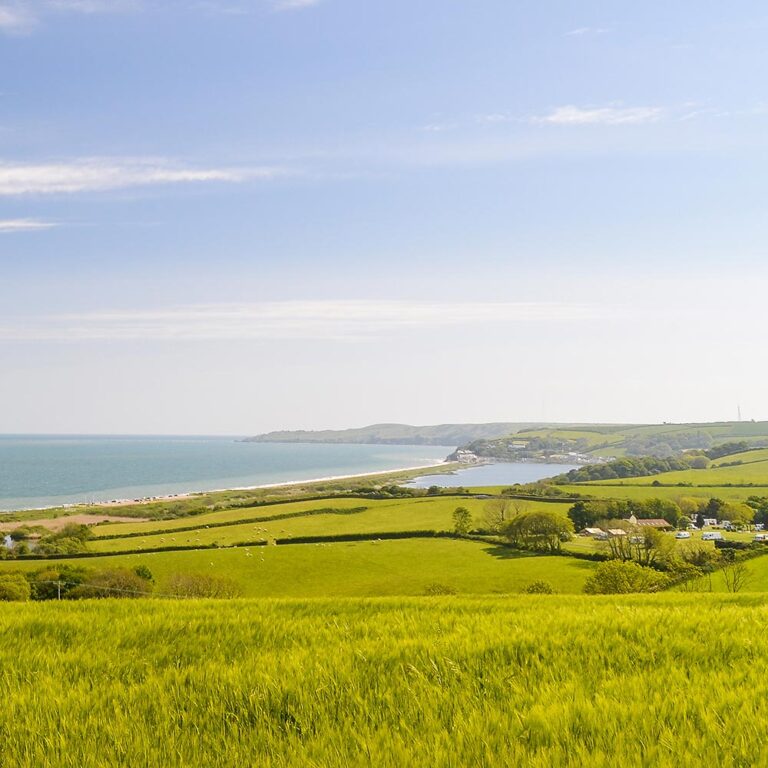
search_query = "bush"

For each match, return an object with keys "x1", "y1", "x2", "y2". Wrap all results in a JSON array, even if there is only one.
[
  {"x1": 69, "y1": 569, "x2": 154, "y2": 599},
  {"x1": 423, "y1": 583, "x2": 457, "y2": 596},
  {"x1": 28, "y1": 565, "x2": 91, "y2": 600},
  {"x1": 523, "y1": 580, "x2": 554, "y2": 594},
  {"x1": 165, "y1": 573, "x2": 242, "y2": 598},
  {"x1": 0, "y1": 573, "x2": 31, "y2": 601},
  {"x1": 583, "y1": 560, "x2": 671, "y2": 595}
]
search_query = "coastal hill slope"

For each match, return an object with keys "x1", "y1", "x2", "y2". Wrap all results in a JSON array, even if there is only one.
[{"x1": 244, "y1": 422, "x2": 546, "y2": 447}]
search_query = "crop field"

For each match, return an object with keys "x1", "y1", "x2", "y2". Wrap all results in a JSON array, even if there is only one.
[
  {"x1": 0, "y1": 539, "x2": 596, "y2": 597},
  {"x1": 3, "y1": 595, "x2": 768, "y2": 767},
  {"x1": 87, "y1": 497, "x2": 572, "y2": 553}
]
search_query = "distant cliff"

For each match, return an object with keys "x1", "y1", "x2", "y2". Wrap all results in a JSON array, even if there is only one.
[{"x1": 243, "y1": 422, "x2": 545, "y2": 447}]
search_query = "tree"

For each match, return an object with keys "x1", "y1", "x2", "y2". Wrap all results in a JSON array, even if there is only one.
[
  {"x1": 747, "y1": 496, "x2": 768, "y2": 527},
  {"x1": 567, "y1": 501, "x2": 602, "y2": 532},
  {"x1": 69, "y1": 569, "x2": 153, "y2": 599},
  {"x1": 503, "y1": 511, "x2": 573, "y2": 553},
  {"x1": 0, "y1": 573, "x2": 31, "y2": 601},
  {"x1": 452, "y1": 507, "x2": 473, "y2": 535},
  {"x1": 523, "y1": 580, "x2": 554, "y2": 594},
  {"x1": 583, "y1": 560, "x2": 670, "y2": 594},
  {"x1": 631, "y1": 527, "x2": 675, "y2": 568},
  {"x1": 720, "y1": 553, "x2": 752, "y2": 593},
  {"x1": 483, "y1": 498, "x2": 523, "y2": 532},
  {"x1": 705, "y1": 498, "x2": 725, "y2": 520},
  {"x1": 721, "y1": 502, "x2": 754, "y2": 528}
]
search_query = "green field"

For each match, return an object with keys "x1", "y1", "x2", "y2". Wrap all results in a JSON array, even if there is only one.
[
  {"x1": 0, "y1": 539, "x2": 596, "y2": 597},
  {"x1": 551, "y1": 483, "x2": 763, "y2": 502},
  {"x1": 4, "y1": 594, "x2": 768, "y2": 767},
  {"x1": 588, "y1": 459, "x2": 768, "y2": 487},
  {"x1": 88, "y1": 496, "x2": 571, "y2": 553}
]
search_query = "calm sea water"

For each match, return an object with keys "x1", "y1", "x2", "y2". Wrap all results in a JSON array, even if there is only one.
[
  {"x1": 0, "y1": 436, "x2": 453, "y2": 512},
  {"x1": 407, "y1": 462, "x2": 577, "y2": 488}
]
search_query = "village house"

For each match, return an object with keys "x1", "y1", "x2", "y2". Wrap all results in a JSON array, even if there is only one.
[{"x1": 627, "y1": 515, "x2": 673, "y2": 530}]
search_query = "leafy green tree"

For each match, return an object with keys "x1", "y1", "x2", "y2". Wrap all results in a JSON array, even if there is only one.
[
  {"x1": 452, "y1": 507, "x2": 473, "y2": 535},
  {"x1": 69, "y1": 569, "x2": 153, "y2": 599},
  {"x1": 0, "y1": 573, "x2": 31, "y2": 602},
  {"x1": 504, "y1": 511, "x2": 573, "y2": 553},
  {"x1": 583, "y1": 560, "x2": 670, "y2": 594},
  {"x1": 567, "y1": 501, "x2": 602, "y2": 531},
  {"x1": 721, "y1": 502, "x2": 755, "y2": 528},
  {"x1": 705, "y1": 498, "x2": 725, "y2": 520},
  {"x1": 523, "y1": 580, "x2": 554, "y2": 594}
]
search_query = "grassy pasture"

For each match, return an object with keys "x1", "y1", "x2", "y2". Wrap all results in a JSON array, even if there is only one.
[
  {"x1": 90, "y1": 496, "x2": 379, "y2": 537},
  {"x1": 88, "y1": 497, "x2": 572, "y2": 553},
  {"x1": 548, "y1": 484, "x2": 763, "y2": 503},
  {"x1": 587, "y1": 460, "x2": 768, "y2": 487},
  {"x1": 712, "y1": 448, "x2": 768, "y2": 466},
  {"x1": 4, "y1": 595, "x2": 768, "y2": 767},
  {"x1": 0, "y1": 539, "x2": 596, "y2": 597}
]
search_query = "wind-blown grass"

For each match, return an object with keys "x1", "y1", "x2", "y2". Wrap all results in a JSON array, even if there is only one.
[{"x1": 3, "y1": 595, "x2": 768, "y2": 767}]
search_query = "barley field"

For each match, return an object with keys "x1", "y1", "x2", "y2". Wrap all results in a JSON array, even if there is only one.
[{"x1": 2, "y1": 594, "x2": 768, "y2": 767}]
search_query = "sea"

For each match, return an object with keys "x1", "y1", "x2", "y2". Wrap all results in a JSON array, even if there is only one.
[
  {"x1": 0, "y1": 435, "x2": 577, "y2": 512},
  {"x1": 407, "y1": 462, "x2": 577, "y2": 489}
]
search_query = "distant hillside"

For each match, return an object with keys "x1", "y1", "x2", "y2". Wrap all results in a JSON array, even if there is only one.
[
  {"x1": 244, "y1": 423, "x2": 547, "y2": 447},
  {"x1": 460, "y1": 421, "x2": 768, "y2": 462}
]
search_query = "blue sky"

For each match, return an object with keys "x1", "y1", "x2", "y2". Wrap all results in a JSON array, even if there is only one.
[{"x1": 1, "y1": 0, "x2": 767, "y2": 433}]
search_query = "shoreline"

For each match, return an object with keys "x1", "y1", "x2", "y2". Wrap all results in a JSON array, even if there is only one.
[{"x1": 0, "y1": 459, "x2": 456, "y2": 515}]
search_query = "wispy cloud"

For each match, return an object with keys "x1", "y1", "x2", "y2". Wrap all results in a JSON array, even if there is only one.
[
  {"x1": 536, "y1": 105, "x2": 664, "y2": 126},
  {"x1": 0, "y1": 158, "x2": 283, "y2": 196},
  {"x1": 0, "y1": 4, "x2": 36, "y2": 32},
  {"x1": 0, "y1": 0, "x2": 317, "y2": 32},
  {"x1": 0, "y1": 301, "x2": 603, "y2": 341},
  {"x1": 565, "y1": 26, "x2": 609, "y2": 37},
  {"x1": 46, "y1": 0, "x2": 139, "y2": 12},
  {"x1": 274, "y1": 0, "x2": 320, "y2": 10},
  {"x1": 0, "y1": 218, "x2": 56, "y2": 232}
]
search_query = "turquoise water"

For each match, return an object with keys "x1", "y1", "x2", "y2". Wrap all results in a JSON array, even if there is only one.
[
  {"x1": 0, "y1": 436, "x2": 452, "y2": 512},
  {"x1": 407, "y1": 462, "x2": 577, "y2": 488}
]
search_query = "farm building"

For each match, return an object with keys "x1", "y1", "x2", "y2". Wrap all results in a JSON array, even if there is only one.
[
  {"x1": 581, "y1": 527, "x2": 606, "y2": 538},
  {"x1": 627, "y1": 515, "x2": 673, "y2": 530}
]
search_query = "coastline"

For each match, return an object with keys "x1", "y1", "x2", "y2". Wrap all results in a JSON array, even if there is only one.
[{"x1": 0, "y1": 459, "x2": 456, "y2": 516}]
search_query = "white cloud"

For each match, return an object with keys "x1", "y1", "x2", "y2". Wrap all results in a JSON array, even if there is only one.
[
  {"x1": 0, "y1": 4, "x2": 36, "y2": 31},
  {"x1": 46, "y1": 0, "x2": 139, "y2": 12},
  {"x1": 0, "y1": 218, "x2": 56, "y2": 232},
  {"x1": 0, "y1": 158, "x2": 282, "y2": 195},
  {"x1": 0, "y1": 301, "x2": 604, "y2": 341},
  {"x1": 536, "y1": 105, "x2": 664, "y2": 126},
  {"x1": 274, "y1": 0, "x2": 320, "y2": 9},
  {"x1": 565, "y1": 27, "x2": 609, "y2": 37}
]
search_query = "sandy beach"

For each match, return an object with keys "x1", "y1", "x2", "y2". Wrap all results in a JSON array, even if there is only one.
[{"x1": 2, "y1": 459, "x2": 456, "y2": 517}]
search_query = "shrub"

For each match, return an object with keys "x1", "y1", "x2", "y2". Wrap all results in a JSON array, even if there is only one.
[
  {"x1": 69, "y1": 569, "x2": 154, "y2": 599},
  {"x1": 583, "y1": 560, "x2": 671, "y2": 595},
  {"x1": 0, "y1": 573, "x2": 31, "y2": 602},
  {"x1": 523, "y1": 580, "x2": 554, "y2": 594},
  {"x1": 28, "y1": 566, "x2": 91, "y2": 600},
  {"x1": 423, "y1": 583, "x2": 457, "y2": 596},
  {"x1": 166, "y1": 573, "x2": 242, "y2": 598}
]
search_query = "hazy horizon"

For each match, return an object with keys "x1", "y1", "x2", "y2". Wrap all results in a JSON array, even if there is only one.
[{"x1": 2, "y1": 1, "x2": 766, "y2": 433}]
